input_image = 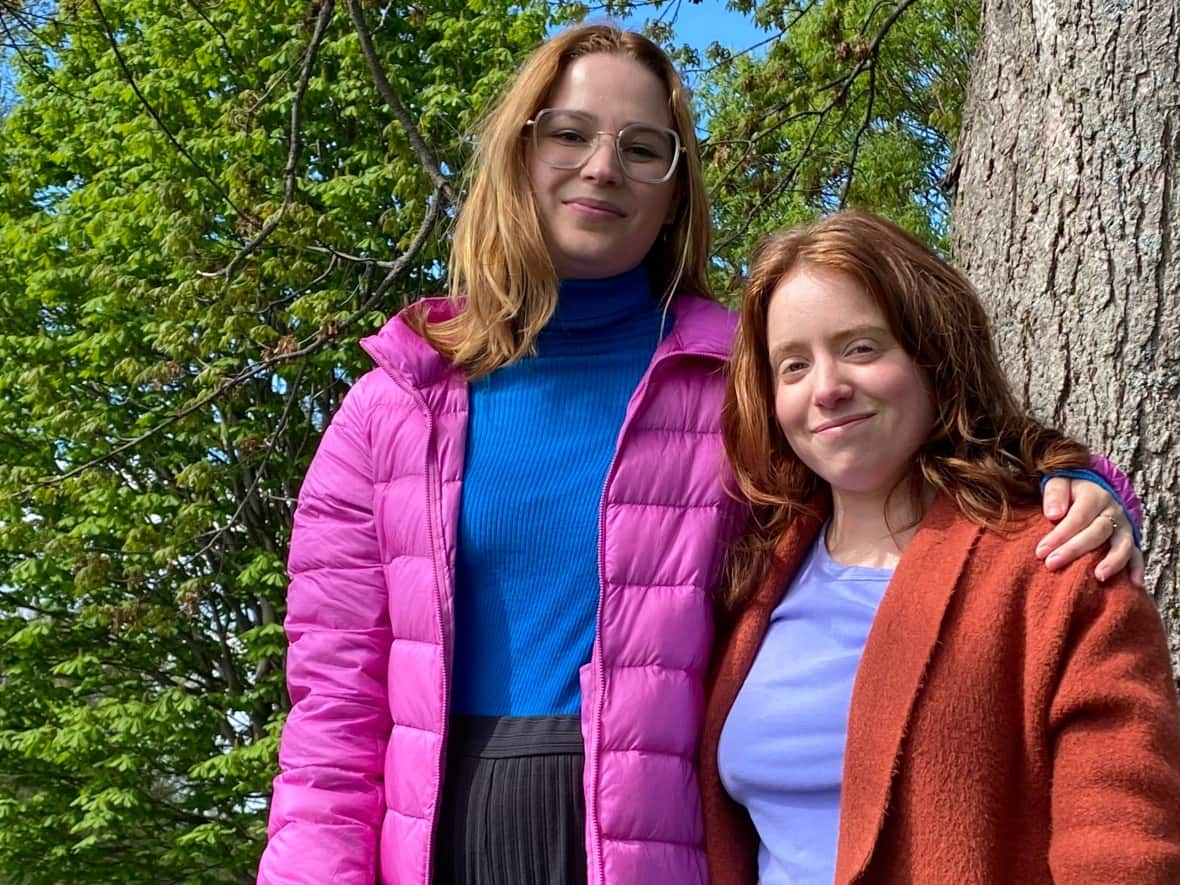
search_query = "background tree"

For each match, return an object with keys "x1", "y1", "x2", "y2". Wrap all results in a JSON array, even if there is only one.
[
  {"x1": 688, "y1": 0, "x2": 976, "y2": 291},
  {"x1": 0, "y1": 0, "x2": 1173, "y2": 880},
  {"x1": 950, "y1": 0, "x2": 1179, "y2": 669}
]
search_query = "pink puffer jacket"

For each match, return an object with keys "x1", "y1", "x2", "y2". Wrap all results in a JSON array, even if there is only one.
[{"x1": 258, "y1": 295, "x2": 747, "y2": 885}]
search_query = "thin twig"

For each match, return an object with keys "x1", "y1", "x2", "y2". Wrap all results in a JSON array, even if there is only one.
[
  {"x1": 654, "y1": 0, "x2": 683, "y2": 27},
  {"x1": 249, "y1": 52, "x2": 307, "y2": 113},
  {"x1": 682, "y1": 0, "x2": 822, "y2": 78},
  {"x1": 304, "y1": 242, "x2": 400, "y2": 268},
  {"x1": 0, "y1": 3, "x2": 59, "y2": 26},
  {"x1": 684, "y1": 28, "x2": 785, "y2": 76},
  {"x1": 838, "y1": 0, "x2": 919, "y2": 99},
  {"x1": 184, "y1": 358, "x2": 307, "y2": 566},
  {"x1": 346, "y1": 0, "x2": 455, "y2": 205},
  {"x1": 0, "y1": 9, "x2": 88, "y2": 103},
  {"x1": 763, "y1": 0, "x2": 919, "y2": 131},
  {"x1": 712, "y1": 104, "x2": 836, "y2": 254},
  {"x1": 218, "y1": 0, "x2": 335, "y2": 281},
  {"x1": 840, "y1": 58, "x2": 877, "y2": 208},
  {"x1": 181, "y1": 0, "x2": 238, "y2": 67},
  {"x1": 712, "y1": 0, "x2": 919, "y2": 252}
]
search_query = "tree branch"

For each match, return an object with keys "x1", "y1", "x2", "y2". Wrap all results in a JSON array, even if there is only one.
[
  {"x1": 712, "y1": 103, "x2": 836, "y2": 254},
  {"x1": 366, "y1": 184, "x2": 445, "y2": 305},
  {"x1": 836, "y1": 0, "x2": 919, "y2": 100},
  {"x1": 303, "y1": 242, "x2": 402, "y2": 268},
  {"x1": 217, "y1": 0, "x2": 335, "y2": 281},
  {"x1": 45, "y1": 188, "x2": 444, "y2": 484},
  {"x1": 346, "y1": 0, "x2": 456, "y2": 205}
]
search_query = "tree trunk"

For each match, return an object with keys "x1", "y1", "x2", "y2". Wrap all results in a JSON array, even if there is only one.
[{"x1": 951, "y1": 0, "x2": 1180, "y2": 668}]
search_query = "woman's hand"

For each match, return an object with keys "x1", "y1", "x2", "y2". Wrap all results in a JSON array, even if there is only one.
[{"x1": 1037, "y1": 476, "x2": 1144, "y2": 586}]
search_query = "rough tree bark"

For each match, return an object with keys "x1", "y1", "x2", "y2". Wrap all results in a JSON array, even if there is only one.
[{"x1": 951, "y1": 0, "x2": 1179, "y2": 668}]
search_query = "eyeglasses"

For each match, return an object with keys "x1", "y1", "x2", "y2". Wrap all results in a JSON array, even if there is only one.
[{"x1": 525, "y1": 108, "x2": 684, "y2": 184}]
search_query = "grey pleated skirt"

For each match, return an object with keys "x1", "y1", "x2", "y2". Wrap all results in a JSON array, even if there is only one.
[{"x1": 433, "y1": 714, "x2": 589, "y2": 885}]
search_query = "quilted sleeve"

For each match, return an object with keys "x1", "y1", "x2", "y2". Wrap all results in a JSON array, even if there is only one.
[
  {"x1": 1043, "y1": 455, "x2": 1143, "y2": 545},
  {"x1": 1087, "y1": 453, "x2": 1144, "y2": 537},
  {"x1": 258, "y1": 382, "x2": 392, "y2": 884}
]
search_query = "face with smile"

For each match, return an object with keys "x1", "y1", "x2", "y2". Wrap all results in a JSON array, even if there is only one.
[
  {"x1": 527, "y1": 53, "x2": 678, "y2": 279},
  {"x1": 766, "y1": 264, "x2": 935, "y2": 507}
]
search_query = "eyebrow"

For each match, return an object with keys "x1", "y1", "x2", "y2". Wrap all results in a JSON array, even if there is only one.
[
  {"x1": 545, "y1": 108, "x2": 669, "y2": 130},
  {"x1": 767, "y1": 323, "x2": 891, "y2": 366}
]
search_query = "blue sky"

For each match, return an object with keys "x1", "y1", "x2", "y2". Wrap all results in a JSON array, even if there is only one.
[{"x1": 622, "y1": 0, "x2": 768, "y2": 54}]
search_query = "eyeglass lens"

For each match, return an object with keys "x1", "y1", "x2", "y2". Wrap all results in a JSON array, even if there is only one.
[{"x1": 532, "y1": 110, "x2": 678, "y2": 182}]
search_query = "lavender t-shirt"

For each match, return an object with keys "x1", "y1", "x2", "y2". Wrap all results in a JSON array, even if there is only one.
[{"x1": 717, "y1": 529, "x2": 893, "y2": 884}]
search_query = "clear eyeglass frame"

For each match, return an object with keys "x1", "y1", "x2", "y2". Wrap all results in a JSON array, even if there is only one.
[{"x1": 525, "y1": 108, "x2": 685, "y2": 184}]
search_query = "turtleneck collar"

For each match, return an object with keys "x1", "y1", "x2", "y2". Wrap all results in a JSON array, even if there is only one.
[{"x1": 544, "y1": 265, "x2": 657, "y2": 334}]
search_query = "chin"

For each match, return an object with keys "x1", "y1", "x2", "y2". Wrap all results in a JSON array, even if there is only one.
[
  {"x1": 559, "y1": 257, "x2": 640, "y2": 280},
  {"x1": 563, "y1": 237, "x2": 643, "y2": 269},
  {"x1": 813, "y1": 465, "x2": 895, "y2": 498}
]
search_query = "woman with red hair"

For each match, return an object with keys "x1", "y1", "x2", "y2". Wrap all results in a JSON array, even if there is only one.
[{"x1": 702, "y1": 210, "x2": 1180, "y2": 885}]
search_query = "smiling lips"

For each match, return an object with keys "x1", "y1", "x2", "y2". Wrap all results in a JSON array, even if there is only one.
[
  {"x1": 565, "y1": 196, "x2": 626, "y2": 217},
  {"x1": 813, "y1": 413, "x2": 874, "y2": 434}
]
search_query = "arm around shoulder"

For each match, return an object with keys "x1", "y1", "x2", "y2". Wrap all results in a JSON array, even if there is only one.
[
  {"x1": 258, "y1": 380, "x2": 392, "y2": 885},
  {"x1": 1047, "y1": 568, "x2": 1180, "y2": 884}
]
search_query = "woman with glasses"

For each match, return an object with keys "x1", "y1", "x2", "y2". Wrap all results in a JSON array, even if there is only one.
[{"x1": 257, "y1": 24, "x2": 1141, "y2": 885}]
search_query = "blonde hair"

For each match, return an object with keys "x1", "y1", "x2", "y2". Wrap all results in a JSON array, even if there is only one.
[{"x1": 414, "y1": 23, "x2": 712, "y2": 378}]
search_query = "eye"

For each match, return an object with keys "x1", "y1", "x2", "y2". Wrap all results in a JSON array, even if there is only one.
[
  {"x1": 620, "y1": 125, "x2": 673, "y2": 163},
  {"x1": 621, "y1": 142, "x2": 661, "y2": 161},
  {"x1": 548, "y1": 128, "x2": 590, "y2": 145},
  {"x1": 844, "y1": 340, "x2": 878, "y2": 359},
  {"x1": 777, "y1": 357, "x2": 808, "y2": 378}
]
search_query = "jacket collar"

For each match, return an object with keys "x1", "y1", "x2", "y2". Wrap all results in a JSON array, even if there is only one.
[
  {"x1": 709, "y1": 495, "x2": 827, "y2": 686},
  {"x1": 835, "y1": 492, "x2": 983, "y2": 882},
  {"x1": 659, "y1": 294, "x2": 736, "y2": 362},
  {"x1": 359, "y1": 297, "x2": 462, "y2": 399}
]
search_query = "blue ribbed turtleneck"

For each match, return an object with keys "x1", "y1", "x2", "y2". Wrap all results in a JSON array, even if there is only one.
[{"x1": 450, "y1": 266, "x2": 666, "y2": 716}]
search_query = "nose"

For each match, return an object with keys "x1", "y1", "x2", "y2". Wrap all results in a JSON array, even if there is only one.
[
  {"x1": 580, "y1": 134, "x2": 623, "y2": 184},
  {"x1": 812, "y1": 358, "x2": 853, "y2": 408}
]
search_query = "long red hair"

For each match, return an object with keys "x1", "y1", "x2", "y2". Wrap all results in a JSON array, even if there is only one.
[{"x1": 722, "y1": 210, "x2": 1089, "y2": 609}]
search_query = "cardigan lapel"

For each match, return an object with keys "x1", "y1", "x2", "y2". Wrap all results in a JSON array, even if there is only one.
[{"x1": 835, "y1": 494, "x2": 984, "y2": 883}]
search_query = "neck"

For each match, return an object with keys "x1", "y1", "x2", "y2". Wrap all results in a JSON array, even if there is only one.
[{"x1": 826, "y1": 478, "x2": 932, "y2": 569}]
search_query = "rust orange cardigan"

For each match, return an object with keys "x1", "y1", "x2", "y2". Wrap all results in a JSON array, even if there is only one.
[{"x1": 700, "y1": 494, "x2": 1180, "y2": 884}]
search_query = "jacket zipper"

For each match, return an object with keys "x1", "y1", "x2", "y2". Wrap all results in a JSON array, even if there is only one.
[
  {"x1": 366, "y1": 352, "x2": 454, "y2": 884},
  {"x1": 585, "y1": 348, "x2": 668, "y2": 885},
  {"x1": 585, "y1": 339, "x2": 729, "y2": 885},
  {"x1": 586, "y1": 451, "x2": 615, "y2": 885},
  {"x1": 421, "y1": 408, "x2": 451, "y2": 883}
]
